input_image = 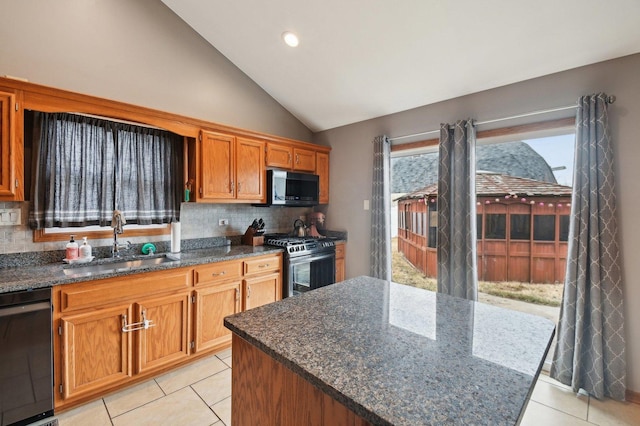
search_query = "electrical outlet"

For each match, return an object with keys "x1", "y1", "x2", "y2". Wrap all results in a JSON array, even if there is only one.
[
  {"x1": 219, "y1": 219, "x2": 229, "y2": 226},
  {"x1": 0, "y1": 208, "x2": 21, "y2": 226}
]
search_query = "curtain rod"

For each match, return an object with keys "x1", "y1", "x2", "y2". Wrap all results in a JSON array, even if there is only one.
[
  {"x1": 70, "y1": 111, "x2": 165, "y2": 130},
  {"x1": 389, "y1": 95, "x2": 616, "y2": 142}
]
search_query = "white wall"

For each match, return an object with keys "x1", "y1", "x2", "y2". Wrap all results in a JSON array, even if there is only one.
[
  {"x1": 0, "y1": 0, "x2": 312, "y2": 141},
  {"x1": 314, "y1": 53, "x2": 640, "y2": 392}
]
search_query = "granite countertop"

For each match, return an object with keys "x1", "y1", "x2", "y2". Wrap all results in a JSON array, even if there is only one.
[
  {"x1": 224, "y1": 276, "x2": 556, "y2": 426},
  {"x1": 0, "y1": 245, "x2": 283, "y2": 294}
]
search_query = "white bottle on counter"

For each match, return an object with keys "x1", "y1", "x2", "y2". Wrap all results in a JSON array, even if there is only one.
[
  {"x1": 66, "y1": 235, "x2": 79, "y2": 260},
  {"x1": 79, "y1": 236, "x2": 92, "y2": 259}
]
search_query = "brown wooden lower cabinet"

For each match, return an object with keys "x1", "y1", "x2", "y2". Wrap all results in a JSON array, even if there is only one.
[
  {"x1": 232, "y1": 334, "x2": 370, "y2": 426},
  {"x1": 54, "y1": 253, "x2": 282, "y2": 412},
  {"x1": 193, "y1": 280, "x2": 242, "y2": 353},
  {"x1": 135, "y1": 293, "x2": 191, "y2": 374},
  {"x1": 60, "y1": 304, "x2": 133, "y2": 400}
]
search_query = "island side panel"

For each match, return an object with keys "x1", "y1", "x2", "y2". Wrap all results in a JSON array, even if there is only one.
[{"x1": 231, "y1": 334, "x2": 370, "y2": 426}]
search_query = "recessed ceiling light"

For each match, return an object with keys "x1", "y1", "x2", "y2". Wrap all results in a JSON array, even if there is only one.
[{"x1": 282, "y1": 31, "x2": 299, "y2": 47}]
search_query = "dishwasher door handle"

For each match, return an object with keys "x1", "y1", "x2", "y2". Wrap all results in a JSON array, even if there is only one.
[{"x1": 0, "y1": 301, "x2": 51, "y2": 318}]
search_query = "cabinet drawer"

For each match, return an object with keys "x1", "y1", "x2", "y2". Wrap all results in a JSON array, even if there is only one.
[
  {"x1": 59, "y1": 267, "x2": 192, "y2": 313},
  {"x1": 244, "y1": 254, "x2": 281, "y2": 276},
  {"x1": 194, "y1": 260, "x2": 243, "y2": 285}
]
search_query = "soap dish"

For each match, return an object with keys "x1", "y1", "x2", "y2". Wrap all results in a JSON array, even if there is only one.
[{"x1": 63, "y1": 256, "x2": 94, "y2": 264}]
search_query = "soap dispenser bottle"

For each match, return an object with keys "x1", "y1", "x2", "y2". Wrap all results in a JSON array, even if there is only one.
[
  {"x1": 79, "y1": 236, "x2": 92, "y2": 259},
  {"x1": 66, "y1": 235, "x2": 79, "y2": 260}
]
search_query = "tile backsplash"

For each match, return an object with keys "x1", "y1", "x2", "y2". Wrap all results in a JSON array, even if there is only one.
[{"x1": 0, "y1": 201, "x2": 313, "y2": 254}]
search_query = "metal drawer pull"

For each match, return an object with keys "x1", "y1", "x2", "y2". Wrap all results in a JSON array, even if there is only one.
[
  {"x1": 122, "y1": 311, "x2": 155, "y2": 333},
  {"x1": 258, "y1": 263, "x2": 269, "y2": 268},
  {"x1": 212, "y1": 271, "x2": 226, "y2": 276}
]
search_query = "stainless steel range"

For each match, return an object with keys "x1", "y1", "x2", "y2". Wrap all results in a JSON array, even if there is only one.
[{"x1": 264, "y1": 235, "x2": 336, "y2": 297}]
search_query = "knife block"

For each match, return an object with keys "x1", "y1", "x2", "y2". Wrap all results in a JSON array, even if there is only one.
[{"x1": 242, "y1": 227, "x2": 264, "y2": 246}]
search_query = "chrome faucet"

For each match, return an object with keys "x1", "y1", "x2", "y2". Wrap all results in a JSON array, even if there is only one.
[
  {"x1": 112, "y1": 212, "x2": 131, "y2": 257},
  {"x1": 112, "y1": 229, "x2": 131, "y2": 257}
]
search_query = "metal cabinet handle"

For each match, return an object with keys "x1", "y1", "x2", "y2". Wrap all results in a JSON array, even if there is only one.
[
  {"x1": 212, "y1": 271, "x2": 226, "y2": 277},
  {"x1": 296, "y1": 154, "x2": 300, "y2": 164},
  {"x1": 122, "y1": 310, "x2": 155, "y2": 333},
  {"x1": 258, "y1": 263, "x2": 269, "y2": 268},
  {"x1": 238, "y1": 182, "x2": 242, "y2": 192},
  {"x1": 230, "y1": 181, "x2": 234, "y2": 193},
  {"x1": 288, "y1": 152, "x2": 292, "y2": 164},
  {"x1": 247, "y1": 286, "x2": 251, "y2": 298}
]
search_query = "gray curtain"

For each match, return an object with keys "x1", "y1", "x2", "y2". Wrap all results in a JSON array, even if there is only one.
[
  {"x1": 370, "y1": 135, "x2": 392, "y2": 281},
  {"x1": 29, "y1": 113, "x2": 116, "y2": 227},
  {"x1": 550, "y1": 93, "x2": 626, "y2": 401},
  {"x1": 115, "y1": 124, "x2": 184, "y2": 225},
  {"x1": 30, "y1": 112, "x2": 182, "y2": 228},
  {"x1": 437, "y1": 120, "x2": 478, "y2": 300}
]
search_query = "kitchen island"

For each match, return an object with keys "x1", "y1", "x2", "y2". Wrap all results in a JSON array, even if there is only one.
[{"x1": 224, "y1": 276, "x2": 556, "y2": 425}]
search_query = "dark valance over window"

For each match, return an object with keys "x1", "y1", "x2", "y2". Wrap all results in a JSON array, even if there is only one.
[{"x1": 29, "y1": 112, "x2": 183, "y2": 229}]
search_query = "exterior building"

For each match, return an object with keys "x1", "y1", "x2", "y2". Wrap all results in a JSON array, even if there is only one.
[{"x1": 397, "y1": 172, "x2": 572, "y2": 283}]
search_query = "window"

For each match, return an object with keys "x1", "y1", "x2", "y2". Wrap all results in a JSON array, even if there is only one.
[
  {"x1": 485, "y1": 214, "x2": 506, "y2": 239},
  {"x1": 428, "y1": 200, "x2": 437, "y2": 248},
  {"x1": 559, "y1": 215, "x2": 570, "y2": 242},
  {"x1": 29, "y1": 111, "x2": 183, "y2": 232},
  {"x1": 533, "y1": 215, "x2": 556, "y2": 241},
  {"x1": 510, "y1": 214, "x2": 530, "y2": 240}
]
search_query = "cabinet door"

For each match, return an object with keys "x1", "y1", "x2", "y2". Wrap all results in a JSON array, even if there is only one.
[
  {"x1": 236, "y1": 137, "x2": 265, "y2": 202},
  {"x1": 0, "y1": 89, "x2": 20, "y2": 199},
  {"x1": 293, "y1": 148, "x2": 316, "y2": 172},
  {"x1": 316, "y1": 151, "x2": 330, "y2": 204},
  {"x1": 201, "y1": 131, "x2": 235, "y2": 200},
  {"x1": 194, "y1": 281, "x2": 242, "y2": 353},
  {"x1": 136, "y1": 293, "x2": 191, "y2": 374},
  {"x1": 244, "y1": 272, "x2": 281, "y2": 311},
  {"x1": 266, "y1": 143, "x2": 293, "y2": 169},
  {"x1": 60, "y1": 304, "x2": 133, "y2": 400}
]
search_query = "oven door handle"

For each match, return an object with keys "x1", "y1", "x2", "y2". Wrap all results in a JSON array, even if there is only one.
[{"x1": 288, "y1": 251, "x2": 335, "y2": 265}]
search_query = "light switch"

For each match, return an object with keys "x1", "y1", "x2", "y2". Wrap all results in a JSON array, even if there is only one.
[{"x1": 364, "y1": 200, "x2": 370, "y2": 211}]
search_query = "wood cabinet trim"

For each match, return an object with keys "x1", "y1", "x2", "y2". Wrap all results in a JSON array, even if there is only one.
[{"x1": 0, "y1": 77, "x2": 329, "y2": 151}]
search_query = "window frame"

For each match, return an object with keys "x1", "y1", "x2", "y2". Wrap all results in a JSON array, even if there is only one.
[{"x1": 33, "y1": 224, "x2": 170, "y2": 242}]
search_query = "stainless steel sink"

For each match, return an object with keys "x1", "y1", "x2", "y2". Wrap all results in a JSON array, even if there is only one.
[{"x1": 63, "y1": 254, "x2": 180, "y2": 277}]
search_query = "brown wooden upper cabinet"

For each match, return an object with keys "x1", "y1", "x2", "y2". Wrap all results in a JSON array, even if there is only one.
[
  {"x1": 266, "y1": 142, "x2": 293, "y2": 169},
  {"x1": 293, "y1": 147, "x2": 316, "y2": 172},
  {"x1": 199, "y1": 130, "x2": 265, "y2": 203},
  {"x1": 0, "y1": 87, "x2": 23, "y2": 201},
  {"x1": 316, "y1": 151, "x2": 329, "y2": 204}
]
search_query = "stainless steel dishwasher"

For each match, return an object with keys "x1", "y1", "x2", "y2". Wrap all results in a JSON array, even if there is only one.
[{"x1": 0, "y1": 287, "x2": 54, "y2": 426}]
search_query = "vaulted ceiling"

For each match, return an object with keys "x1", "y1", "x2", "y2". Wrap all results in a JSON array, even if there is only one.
[{"x1": 161, "y1": 0, "x2": 640, "y2": 132}]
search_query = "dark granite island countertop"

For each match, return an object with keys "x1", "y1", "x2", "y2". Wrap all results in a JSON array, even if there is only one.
[{"x1": 224, "y1": 276, "x2": 556, "y2": 426}]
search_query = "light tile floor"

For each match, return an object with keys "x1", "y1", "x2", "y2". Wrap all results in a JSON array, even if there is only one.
[{"x1": 32, "y1": 348, "x2": 640, "y2": 426}]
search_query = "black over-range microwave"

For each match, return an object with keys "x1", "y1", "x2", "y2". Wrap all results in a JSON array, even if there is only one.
[{"x1": 256, "y1": 170, "x2": 319, "y2": 207}]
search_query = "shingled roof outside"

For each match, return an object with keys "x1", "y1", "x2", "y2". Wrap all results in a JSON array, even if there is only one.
[
  {"x1": 396, "y1": 171, "x2": 572, "y2": 201},
  {"x1": 391, "y1": 141, "x2": 557, "y2": 194}
]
